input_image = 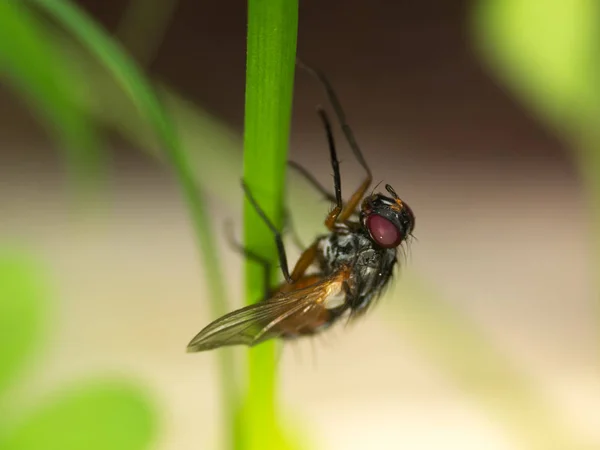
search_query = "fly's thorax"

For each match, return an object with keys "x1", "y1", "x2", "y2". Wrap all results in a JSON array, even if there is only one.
[
  {"x1": 316, "y1": 230, "x2": 360, "y2": 274},
  {"x1": 315, "y1": 230, "x2": 397, "y2": 313}
]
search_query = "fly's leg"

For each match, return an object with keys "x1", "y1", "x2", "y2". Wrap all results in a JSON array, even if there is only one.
[
  {"x1": 297, "y1": 59, "x2": 373, "y2": 225},
  {"x1": 225, "y1": 220, "x2": 271, "y2": 300},
  {"x1": 243, "y1": 182, "x2": 318, "y2": 284},
  {"x1": 338, "y1": 173, "x2": 373, "y2": 223},
  {"x1": 288, "y1": 160, "x2": 337, "y2": 205},
  {"x1": 288, "y1": 159, "x2": 359, "y2": 219},
  {"x1": 229, "y1": 207, "x2": 302, "y2": 261},
  {"x1": 242, "y1": 181, "x2": 293, "y2": 284},
  {"x1": 316, "y1": 107, "x2": 344, "y2": 230}
]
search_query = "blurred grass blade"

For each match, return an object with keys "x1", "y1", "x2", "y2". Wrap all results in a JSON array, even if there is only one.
[
  {"x1": 28, "y1": 0, "x2": 237, "y2": 447},
  {"x1": 241, "y1": 0, "x2": 299, "y2": 449},
  {"x1": 0, "y1": 1, "x2": 104, "y2": 196}
]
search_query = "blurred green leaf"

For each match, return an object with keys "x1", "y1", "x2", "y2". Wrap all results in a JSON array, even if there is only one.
[
  {"x1": 472, "y1": 0, "x2": 599, "y2": 132},
  {"x1": 0, "y1": 252, "x2": 46, "y2": 398},
  {"x1": 0, "y1": 381, "x2": 155, "y2": 450},
  {"x1": 0, "y1": 1, "x2": 104, "y2": 193}
]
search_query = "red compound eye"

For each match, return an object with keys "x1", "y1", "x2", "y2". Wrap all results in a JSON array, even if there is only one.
[{"x1": 366, "y1": 214, "x2": 402, "y2": 248}]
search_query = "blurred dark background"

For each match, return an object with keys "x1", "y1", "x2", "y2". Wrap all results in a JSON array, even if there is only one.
[{"x1": 1, "y1": 0, "x2": 573, "y2": 167}]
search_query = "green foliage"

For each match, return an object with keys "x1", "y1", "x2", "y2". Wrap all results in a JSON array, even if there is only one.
[
  {"x1": 241, "y1": 1, "x2": 299, "y2": 449},
  {"x1": 0, "y1": 253, "x2": 46, "y2": 399},
  {"x1": 472, "y1": 0, "x2": 599, "y2": 135},
  {"x1": 1, "y1": 382, "x2": 155, "y2": 450},
  {"x1": 0, "y1": 251, "x2": 156, "y2": 450}
]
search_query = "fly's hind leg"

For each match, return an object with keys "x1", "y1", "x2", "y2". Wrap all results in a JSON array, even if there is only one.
[{"x1": 297, "y1": 59, "x2": 374, "y2": 226}]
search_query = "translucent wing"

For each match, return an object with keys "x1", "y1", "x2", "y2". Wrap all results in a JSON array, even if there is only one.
[{"x1": 187, "y1": 269, "x2": 350, "y2": 352}]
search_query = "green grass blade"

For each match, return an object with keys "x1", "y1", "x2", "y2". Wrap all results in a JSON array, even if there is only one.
[
  {"x1": 2, "y1": 380, "x2": 156, "y2": 450},
  {"x1": 0, "y1": 1, "x2": 104, "y2": 196},
  {"x1": 241, "y1": 1, "x2": 298, "y2": 449},
  {"x1": 27, "y1": 0, "x2": 237, "y2": 447}
]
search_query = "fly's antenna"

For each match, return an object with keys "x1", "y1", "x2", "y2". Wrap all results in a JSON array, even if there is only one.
[
  {"x1": 385, "y1": 184, "x2": 400, "y2": 200},
  {"x1": 370, "y1": 180, "x2": 383, "y2": 197},
  {"x1": 296, "y1": 58, "x2": 372, "y2": 180}
]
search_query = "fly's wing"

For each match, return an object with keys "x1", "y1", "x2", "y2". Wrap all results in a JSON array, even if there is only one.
[{"x1": 187, "y1": 269, "x2": 349, "y2": 352}]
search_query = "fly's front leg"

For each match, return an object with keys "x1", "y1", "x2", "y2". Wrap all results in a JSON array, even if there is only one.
[
  {"x1": 336, "y1": 174, "x2": 372, "y2": 223},
  {"x1": 315, "y1": 107, "x2": 344, "y2": 231},
  {"x1": 319, "y1": 104, "x2": 372, "y2": 227}
]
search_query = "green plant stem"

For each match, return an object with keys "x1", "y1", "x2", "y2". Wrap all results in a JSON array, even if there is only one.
[
  {"x1": 28, "y1": 1, "x2": 237, "y2": 448},
  {"x1": 241, "y1": 1, "x2": 298, "y2": 449}
]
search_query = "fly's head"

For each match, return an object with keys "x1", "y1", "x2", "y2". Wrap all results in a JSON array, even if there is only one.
[{"x1": 360, "y1": 184, "x2": 415, "y2": 249}]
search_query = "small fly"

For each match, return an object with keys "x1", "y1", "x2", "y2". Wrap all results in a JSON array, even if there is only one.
[{"x1": 187, "y1": 60, "x2": 415, "y2": 352}]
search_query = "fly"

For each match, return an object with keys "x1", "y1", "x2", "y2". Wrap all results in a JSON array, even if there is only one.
[{"x1": 187, "y1": 60, "x2": 415, "y2": 352}]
